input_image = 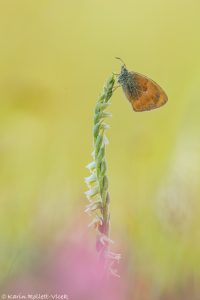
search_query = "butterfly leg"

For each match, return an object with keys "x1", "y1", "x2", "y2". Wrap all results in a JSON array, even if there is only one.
[{"x1": 112, "y1": 85, "x2": 120, "y2": 93}]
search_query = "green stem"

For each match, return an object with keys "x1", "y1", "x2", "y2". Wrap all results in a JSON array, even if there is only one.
[{"x1": 85, "y1": 75, "x2": 121, "y2": 275}]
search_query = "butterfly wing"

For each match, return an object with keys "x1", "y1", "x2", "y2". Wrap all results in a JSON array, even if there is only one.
[{"x1": 124, "y1": 72, "x2": 168, "y2": 112}]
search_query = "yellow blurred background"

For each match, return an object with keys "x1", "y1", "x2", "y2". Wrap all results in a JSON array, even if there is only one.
[{"x1": 0, "y1": 0, "x2": 200, "y2": 297}]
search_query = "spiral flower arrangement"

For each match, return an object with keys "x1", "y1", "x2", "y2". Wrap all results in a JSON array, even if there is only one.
[{"x1": 85, "y1": 75, "x2": 121, "y2": 276}]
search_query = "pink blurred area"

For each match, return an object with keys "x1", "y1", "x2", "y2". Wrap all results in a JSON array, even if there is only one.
[
  {"x1": 2, "y1": 219, "x2": 200, "y2": 300},
  {"x1": 2, "y1": 221, "x2": 129, "y2": 299}
]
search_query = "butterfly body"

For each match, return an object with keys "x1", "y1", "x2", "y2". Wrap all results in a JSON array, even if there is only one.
[{"x1": 117, "y1": 65, "x2": 168, "y2": 112}]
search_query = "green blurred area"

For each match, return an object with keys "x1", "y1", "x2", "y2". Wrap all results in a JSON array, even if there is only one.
[{"x1": 0, "y1": 0, "x2": 200, "y2": 291}]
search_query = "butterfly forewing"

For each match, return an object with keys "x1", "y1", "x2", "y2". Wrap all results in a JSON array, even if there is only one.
[{"x1": 125, "y1": 72, "x2": 168, "y2": 112}]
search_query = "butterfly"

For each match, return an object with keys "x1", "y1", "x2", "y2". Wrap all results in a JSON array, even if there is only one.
[{"x1": 115, "y1": 57, "x2": 168, "y2": 112}]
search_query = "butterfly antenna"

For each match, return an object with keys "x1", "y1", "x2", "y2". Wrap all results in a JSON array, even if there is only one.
[{"x1": 115, "y1": 57, "x2": 126, "y2": 67}]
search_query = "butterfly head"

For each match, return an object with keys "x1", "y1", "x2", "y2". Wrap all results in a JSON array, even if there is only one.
[
  {"x1": 115, "y1": 57, "x2": 130, "y2": 86},
  {"x1": 117, "y1": 65, "x2": 129, "y2": 86}
]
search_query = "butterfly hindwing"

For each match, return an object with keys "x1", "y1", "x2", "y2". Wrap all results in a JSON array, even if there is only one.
[{"x1": 124, "y1": 72, "x2": 168, "y2": 112}]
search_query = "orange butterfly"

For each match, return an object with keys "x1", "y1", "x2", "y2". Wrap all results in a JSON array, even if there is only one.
[{"x1": 116, "y1": 57, "x2": 168, "y2": 112}]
